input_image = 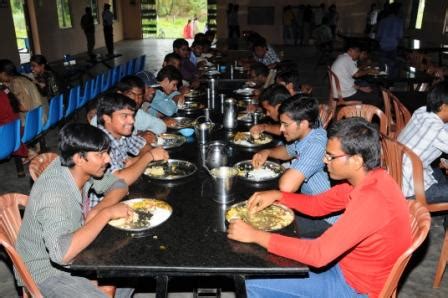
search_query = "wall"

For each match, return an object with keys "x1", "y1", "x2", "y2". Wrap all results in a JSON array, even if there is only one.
[
  {"x1": 216, "y1": 0, "x2": 448, "y2": 45},
  {"x1": 121, "y1": 0, "x2": 142, "y2": 39},
  {"x1": 0, "y1": 3, "x2": 20, "y2": 65},
  {"x1": 32, "y1": 0, "x2": 124, "y2": 61}
]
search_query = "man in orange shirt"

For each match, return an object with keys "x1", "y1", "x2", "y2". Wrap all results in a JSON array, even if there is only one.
[{"x1": 228, "y1": 117, "x2": 411, "y2": 297}]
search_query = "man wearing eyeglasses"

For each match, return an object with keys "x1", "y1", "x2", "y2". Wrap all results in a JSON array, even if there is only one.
[{"x1": 229, "y1": 117, "x2": 412, "y2": 297}]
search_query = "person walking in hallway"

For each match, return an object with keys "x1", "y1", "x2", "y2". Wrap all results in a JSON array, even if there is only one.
[{"x1": 81, "y1": 6, "x2": 95, "y2": 60}]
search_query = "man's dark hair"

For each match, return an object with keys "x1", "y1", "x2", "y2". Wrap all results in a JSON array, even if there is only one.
[
  {"x1": 252, "y1": 37, "x2": 268, "y2": 49},
  {"x1": 0, "y1": 59, "x2": 19, "y2": 76},
  {"x1": 173, "y1": 38, "x2": 189, "y2": 50},
  {"x1": 345, "y1": 41, "x2": 363, "y2": 52},
  {"x1": 276, "y1": 70, "x2": 301, "y2": 91},
  {"x1": 156, "y1": 65, "x2": 182, "y2": 82},
  {"x1": 250, "y1": 62, "x2": 269, "y2": 78},
  {"x1": 96, "y1": 93, "x2": 136, "y2": 126},
  {"x1": 59, "y1": 123, "x2": 110, "y2": 168},
  {"x1": 116, "y1": 75, "x2": 145, "y2": 93},
  {"x1": 194, "y1": 32, "x2": 206, "y2": 42},
  {"x1": 278, "y1": 96, "x2": 320, "y2": 129},
  {"x1": 163, "y1": 52, "x2": 181, "y2": 64},
  {"x1": 426, "y1": 81, "x2": 448, "y2": 113},
  {"x1": 328, "y1": 117, "x2": 380, "y2": 170},
  {"x1": 259, "y1": 84, "x2": 291, "y2": 107},
  {"x1": 192, "y1": 39, "x2": 207, "y2": 48}
]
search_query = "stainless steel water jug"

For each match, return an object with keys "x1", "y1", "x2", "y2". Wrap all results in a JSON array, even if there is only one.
[{"x1": 223, "y1": 98, "x2": 237, "y2": 129}]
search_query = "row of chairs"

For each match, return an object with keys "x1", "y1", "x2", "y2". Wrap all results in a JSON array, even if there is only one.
[{"x1": 0, "y1": 55, "x2": 146, "y2": 162}]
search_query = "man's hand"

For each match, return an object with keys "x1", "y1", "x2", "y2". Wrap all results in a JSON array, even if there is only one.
[
  {"x1": 300, "y1": 84, "x2": 313, "y2": 95},
  {"x1": 106, "y1": 203, "x2": 133, "y2": 220},
  {"x1": 250, "y1": 124, "x2": 266, "y2": 137},
  {"x1": 138, "y1": 131, "x2": 157, "y2": 144},
  {"x1": 246, "y1": 190, "x2": 282, "y2": 214},
  {"x1": 227, "y1": 219, "x2": 260, "y2": 243},
  {"x1": 357, "y1": 86, "x2": 372, "y2": 93},
  {"x1": 252, "y1": 150, "x2": 270, "y2": 168},
  {"x1": 150, "y1": 147, "x2": 169, "y2": 161},
  {"x1": 163, "y1": 117, "x2": 177, "y2": 128}
]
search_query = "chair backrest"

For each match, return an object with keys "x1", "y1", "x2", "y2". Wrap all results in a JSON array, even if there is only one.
[
  {"x1": 118, "y1": 63, "x2": 127, "y2": 80},
  {"x1": 28, "y1": 152, "x2": 58, "y2": 181},
  {"x1": 42, "y1": 94, "x2": 64, "y2": 131},
  {"x1": 110, "y1": 65, "x2": 120, "y2": 86},
  {"x1": 380, "y1": 135, "x2": 448, "y2": 212},
  {"x1": 336, "y1": 104, "x2": 389, "y2": 135},
  {"x1": 21, "y1": 106, "x2": 43, "y2": 143},
  {"x1": 126, "y1": 59, "x2": 135, "y2": 75},
  {"x1": 64, "y1": 85, "x2": 80, "y2": 118},
  {"x1": 327, "y1": 66, "x2": 343, "y2": 102},
  {"x1": 134, "y1": 55, "x2": 146, "y2": 73},
  {"x1": 382, "y1": 90, "x2": 411, "y2": 138},
  {"x1": 378, "y1": 200, "x2": 430, "y2": 298},
  {"x1": 0, "y1": 119, "x2": 21, "y2": 160},
  {"x1": 90, "y1": 75, "x2": 101, "y2": 100},
  {"x1": 319, "y1": 102, "x2": 335, "y2": 129},
  {"x1": 100, "y1": 71, "x2": 111, "y2": 93},
  {"x1": 77, "y1": 79, "x2": 92, "y2": 108},
  {"x1": 0, "y1": 193, "x2": 43, "y2": 298}
]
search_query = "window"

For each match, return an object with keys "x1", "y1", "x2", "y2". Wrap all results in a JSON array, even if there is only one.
[
  {"x1": 56, "y1": 0, "x2": 72, "y2": 29},
  {"x1": 409, "y1": 0, "x2": 426, "y2": 30}
]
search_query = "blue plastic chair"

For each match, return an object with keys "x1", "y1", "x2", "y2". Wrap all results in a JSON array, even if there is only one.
[
  {"x1": 134, "y1": 55, "x2": 146, "y2": 72},
  {"x1": 19, "y1": 63, "x2": 32, "y2": 74},
  {"x1": 22, "y1": 106, "x2": 43, "y2": 144},
  {"x1": 90, "y1": 75, "x2": 101, "y2": 100},
  {"x1": 118, "y1": 64, "x2": 127, "y2": 80},
  {"x1": 0, "y1": 119, "x2": 21, "y2": 160},
  {"x1": 78, "y1": 79, "x2": 92, "y2": 108},
  {"x1": 100, "y1": 71, "x2": 111, "y2": 92},
  {"x1": 126, "y1": 59, "x2": 135, "y2": 75},
  {"x1": 110, "y1": 66, "x2": 120, "y2": 86},
  {"x1": 64, "y1": 86, "x2": 79, "y2": 118},
  {"x1": 42, "y1": 94, "x2": 64, "y2": 131}
]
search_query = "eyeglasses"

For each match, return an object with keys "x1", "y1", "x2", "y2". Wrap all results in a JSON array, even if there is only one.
[{"x1": 323, "y1": 153, "x2": 350, "y2": 162}]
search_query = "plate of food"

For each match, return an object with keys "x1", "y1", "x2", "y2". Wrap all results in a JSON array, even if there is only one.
[
  {"x1": 178, "y1": 101, "x2": 205, "y2": 113},
  {"x1": 152, "y1": 133, "x2": 186, "y2": 149},
  {"x1": 144, "y1": 159, "x2": 197, "y2": 180},
  {"x1": 185, "y1": 90, "x2": 204, "y2": 98},
  {"x1": 234, "y1": 160, "x2": 284, "y2": 182},
  {"x1": 237, "y1": 112, "x2": 265, "y2": 123},
  {"x1": 234, "y1": 88, "x2": 255, "y2": 96},
  {"x1": 204, "y1": 70, "x2": 220, "y2": 77},
  {"x1": 225, "y1": 201, "x2": 294, "y2": 231},
  {"x1": 230, "y1": 132, "x2": 273, "y2": 147},
  {"x1": 169, "y1": 117, "x2": 195, "y2": 129},
  {"x1": 108, "y1": 198, "x2": 172, "y2": 232}
]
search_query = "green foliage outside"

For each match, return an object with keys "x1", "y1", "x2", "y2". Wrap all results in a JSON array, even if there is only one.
[
  {"x1": 143, "y1": 0, "x2": 207, "y2": 39},
  {"x1": 10, "y1": 0, "x2": 27, "y2": 49}
]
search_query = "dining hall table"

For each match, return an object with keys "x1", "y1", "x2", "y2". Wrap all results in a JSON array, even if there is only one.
[{"x1": 70, "y1": 100, "x2": 309, "y2": 297}]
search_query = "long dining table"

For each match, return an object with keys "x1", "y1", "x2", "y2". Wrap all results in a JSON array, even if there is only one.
[{"x1": 69, "y1": 119, "x2": 309, "y2": 297}]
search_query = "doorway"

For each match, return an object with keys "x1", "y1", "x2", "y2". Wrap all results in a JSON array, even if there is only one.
[
  {"x1": 10, "y1": 0, "x2": 32, "y2": 63},
  {"x1": 141, "y1": 0, "x2": 208, "y2": 39}
]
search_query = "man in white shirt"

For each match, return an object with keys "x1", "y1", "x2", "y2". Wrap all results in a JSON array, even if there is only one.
[
  {"x1": 398, "y1": 81, "x2": 448, "y2": 203},
  {"x1": 331, "y1": 44, "x2": 381, "y2": 107}
]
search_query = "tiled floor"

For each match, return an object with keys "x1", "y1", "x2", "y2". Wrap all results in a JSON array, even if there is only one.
[{"x1": 1, "y1": 39, "x2": 447, "y2": 297}]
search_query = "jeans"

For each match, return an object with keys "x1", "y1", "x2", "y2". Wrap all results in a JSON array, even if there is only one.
[
  {"x1": 425, "y1": 167, "x2": 448, "y2": 204},
  {"x1": 246, "y1": 264, "x2": 367, "y2": 298},
  {"x1": 39, "y1": 274, "x2": 134, "y2": 298}
]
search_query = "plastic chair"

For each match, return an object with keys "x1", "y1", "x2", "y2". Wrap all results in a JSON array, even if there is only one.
[
  {"x1": 336, "y1": 104, "x2": 389, "y2": 135},
  {"x1": 28, "y1": 152, "x2": 58, "y2": 181},
  {"x1": 126, "y1": 59, "x2": 135, "y2": 75},
  {"x1": 327, "y1": 66, "x2": 362, "y2": 107},
  {"x1": 0, "y1": 193, "x2": 43, "y2": 298},
  {"x1": 42, "y1": 94, "x2": 64, "y2": 131},
  {"x1": 378, "y1": 200, "x2": 431, "y2": 298},
  {"x1": 100, "y1": 71, "x2": 111, "y2": 93},
  {"x1": 382, "y1": 89, "x2": 411, "y2": 138},
  {"x1": 118, "y1": 64, "x2": 127, "y2": 80},
  {"x1": 319, "y1": 102, "x2": 335, "y2": 129},
  {"x1": 78, "y1": 79, "x2": 92, "y2": 108},
  {"x1": 134, "y1": 55, "x2": 146, "y2": 73},
  {"x1": 90, "y1": 75, "x2": 101, "y2": 100},
  {"x1": 110, "y1": 65, "x2": 121, "y2": 86},
  {"x1": 21, "y1": 106, "x2": 43, "y2": 144},
  {"x1": 64, "y1": 86, "x2": 80, "y2": 118},
  {"x1": 0, "y1": 119, "x2": 21, "y2": 160}
]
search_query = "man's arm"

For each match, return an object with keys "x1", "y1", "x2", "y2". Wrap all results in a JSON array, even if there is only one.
[
  {"x1": 278, "y1": 169, "x2": 305, "y2": 193},
  {"x1": 86, "y1": 181, "x2": 128, "y2": 223}
]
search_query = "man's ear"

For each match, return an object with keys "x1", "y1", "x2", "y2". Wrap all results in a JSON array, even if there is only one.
[
  {"x1": 350, "y1": 154, "x2": 365, "y2": 171},
  {"x1": 103, "y1": 114, "x2": 112, "y2": 125},
  {"x1": 72, "y1": 153, "x2": 84, "y2": 166}
]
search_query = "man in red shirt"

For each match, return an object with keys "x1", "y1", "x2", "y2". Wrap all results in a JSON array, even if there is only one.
[{"x1": 228, "y1": 117, "x2": 412, "y2": 297}]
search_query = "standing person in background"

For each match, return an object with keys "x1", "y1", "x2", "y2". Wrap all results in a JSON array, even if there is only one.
[
  {"x1": 365, "y1": 3, "x2": 379, "y2": 38},
  {"x1": 102, "y1": 3, "x2": 114, "y2": 57},
  {"x1": 227, "y1": 4, "x2": 240, "y2": 50},
  {"x1": 302, "y1": 5, "x2": 314, "y2": 45},
  {"x1": 327, "y1": 4, "x2": 339, "y2": 38},
  {"x1": 192, "y1": 16, "x2": 199, "y2": 37},
  {"x1": 30, "y1": 54, "x2": 61, "y2": 99},
  {"x1": 81, "y1": 7, "x2": 96, "y2": 60},
  {"x1": 282, "y1": 6, "x2": 296, "y2": 45},
  {"x1": 183, "y1": 19, "x2": 193, "y2": 39},
  {"x1": 376, "y1": 3, "x2": 403, "y2": 67}
]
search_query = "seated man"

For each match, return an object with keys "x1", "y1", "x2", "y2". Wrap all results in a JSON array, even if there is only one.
[
  {"x1": 331, "y1": 43, "x2": 382, "y2": 107},
  {"x1": 16, "y1": 123, "x2": 133, "y2": 297},
  {"x1": 147, "y1": 65, "x2": 183, "y2": 117},
  {"x1": 250, "y1": 84, "x2": 290, "y2": 137},
  {"x1": 228, "y1": 117, "x2": 412, "y2": 297},
  {"x1": 90, "y1": 75, "x2": 167, "y2": 138},
  {"x1": 248, "y1": 62, "x2": 269, "y2": 90},
  {"x1": 189, "y1": 40, "x2": 204, "y2": 66},
  {"x1": 398, "y1": 81, "x2": 448, "y2": 203},
  {"x1": 173, "y1": 38, "x2": 197, "y2": 82},
  {"x1": 252, "y1": 96, "x2": 330, "y2": 195},
  {"x1": 96, "y1": 93, "x2": 168, "y2": 191},
  {"x1": 252, "y1": 37, "x2": 280, "y2": 69},
  {"x1": 276, "y1": 70, "x2": 312, "y2": 96}
]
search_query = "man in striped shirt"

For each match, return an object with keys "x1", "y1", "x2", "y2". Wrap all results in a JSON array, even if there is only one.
[
  {"x1": 16, "y1": 123, "x2": 133, "y2": 297},
  {"x1": 398, "y1": 81, "x2": 448, "y2": 203}
]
